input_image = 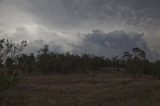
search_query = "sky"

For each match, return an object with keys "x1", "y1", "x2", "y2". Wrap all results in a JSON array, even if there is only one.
[{"x1": 0, "y1": 0, "x2": 160, "y2": 60}]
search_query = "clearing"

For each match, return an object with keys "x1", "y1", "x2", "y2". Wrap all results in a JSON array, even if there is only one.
[{"x1": 1, "y1": 72, "x2": 160, "y2": 106}]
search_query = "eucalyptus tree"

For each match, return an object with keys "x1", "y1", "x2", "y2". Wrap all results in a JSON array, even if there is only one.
[
  {"x1": 122, "y1": 47, "x2": 146, "y2": 77},
  {"x1": 0, "y1": 39, "x2": 27, "y2": 70}
]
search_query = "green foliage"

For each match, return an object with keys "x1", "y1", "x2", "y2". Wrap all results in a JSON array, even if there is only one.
[
  {"x1": 14, "y1": 45, "x2": 160, "y2": 78},
  {"x1": 36, "y1": 51, "x2": 107, "y2": 74},
  {"x1": 0, "y1": 39, "x2": 27, "y2": 69},
  {"x1": 0, "y1": 39, "x2": 26, "y2": 96},
  {"x1": 27, "y1": 45, "x2": 110, "y2": 74},
  {"x1": 149, "y1": 61, "x2": 160, "y2": 79},
  {"x1": 17, "y1": 53, "x2": 36, "y2": 74},
  {"x1": 0, "y1": 71, "x2": 19, "y2": 93},
  {"x1": 0, "y1": 39, "x2": 160, "y2": 79}
]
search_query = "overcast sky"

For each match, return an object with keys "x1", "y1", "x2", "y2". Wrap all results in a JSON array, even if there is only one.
[{"x1": 0, "y1": 0, "x2": 160, "y2": 60}]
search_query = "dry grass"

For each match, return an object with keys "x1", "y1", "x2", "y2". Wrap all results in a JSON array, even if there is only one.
[{"x1": 1, "y1": 72, "x2": 160, "y2": 106}]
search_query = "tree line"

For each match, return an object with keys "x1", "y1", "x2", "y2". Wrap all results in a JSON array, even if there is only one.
[{"x1": 0, "y1": 39, "x2": 160, "y2": 78}]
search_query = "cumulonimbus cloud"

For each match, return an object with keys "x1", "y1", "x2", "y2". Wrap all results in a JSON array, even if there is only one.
[
  {"x1": 72, "y1": 30, "x2": 155, "y2": 59},
  {"x1": 0, "y1": 0, "x2": 160, "y2": 60},
  {"x1": 0, "y1": 26, "x2": 159, "y2": 60}
]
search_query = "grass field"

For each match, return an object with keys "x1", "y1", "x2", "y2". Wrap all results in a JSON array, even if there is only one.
[{"x1": 1, "y1": 72, "x2": 160, "y2": 106}]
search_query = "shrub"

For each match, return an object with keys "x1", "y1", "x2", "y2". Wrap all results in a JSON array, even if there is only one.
[{"x1": 0, "y1": 70, "x2": 19, "y2": 93}]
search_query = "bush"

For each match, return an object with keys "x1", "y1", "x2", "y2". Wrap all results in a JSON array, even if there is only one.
[{"x1": 0, "y1": 70, "x2": 19, "y2": 93}]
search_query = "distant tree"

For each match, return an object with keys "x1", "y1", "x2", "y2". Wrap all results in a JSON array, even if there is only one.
[
  {"x1": 36, "y1": 45, "x2": 52, "y2": 73},
  {"x1": 122, "y1": 47, "x2": 146, "y2": 77},
  {"x1": 38, "y1": 44, "x2": 49, "y2": 55},
  {"x1": 5, "y1": 58, "x2": 14, "y2": 69},
  {"x1": 132, "y1": 47, "x2": 146, "y2": 60},
  {"x1": 122, "y1": 51, "x2": 132, "y2": 60},
  {"x1": 27, "y1": 53, "x2": 36, "y2": 73},
  {"x1": 0, "y1": 39, "x2": 27, "y2": 95},
  {"x1": 0, "y1": 39, "x2": 27, "y2": 70},
  {"x1": 17, "y1": 53, "x2": 36, "y2": 74}
]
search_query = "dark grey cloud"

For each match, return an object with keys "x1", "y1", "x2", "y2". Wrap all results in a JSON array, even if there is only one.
[
  {"x1": 23, "y1": 29, "x2": 157, "y2": 60},
  {"x1": 0, "y1": 0, "x2": 160, "y2": 60},
  {"x1": 73, "y1": 30, "x2": 155, "y2": 60},
  {"x1": 1, "y1": 0, "x2": 160, "y2": 28},
  {"x1": 59, "y1": 0, "x2": 160, "y2": 27},
  {"x1": 5, "y1": 27, "x2": 158, "y2": 60},
  {"x1": 1, "y1": 0, "x2": 160, "y2": 32},
  {"x1": 8, "y1": 0, "x2": 158, "y2": 31}
]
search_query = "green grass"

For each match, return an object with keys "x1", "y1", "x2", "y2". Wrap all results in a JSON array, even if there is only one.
[{"x1": 1, "y1": 72, "x2": 160, "y2": 106}]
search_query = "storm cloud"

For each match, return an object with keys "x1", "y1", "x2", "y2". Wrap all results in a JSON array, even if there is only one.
[
  {"x1": 22, "y1": 30, "x2": 157, "y2": 60},
  {"x1": 0, "y1": 0, "x2": 160, "y2": 60},
  {"x1": 73, "y1": 30, "x2": 155, "y2": 59}
]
